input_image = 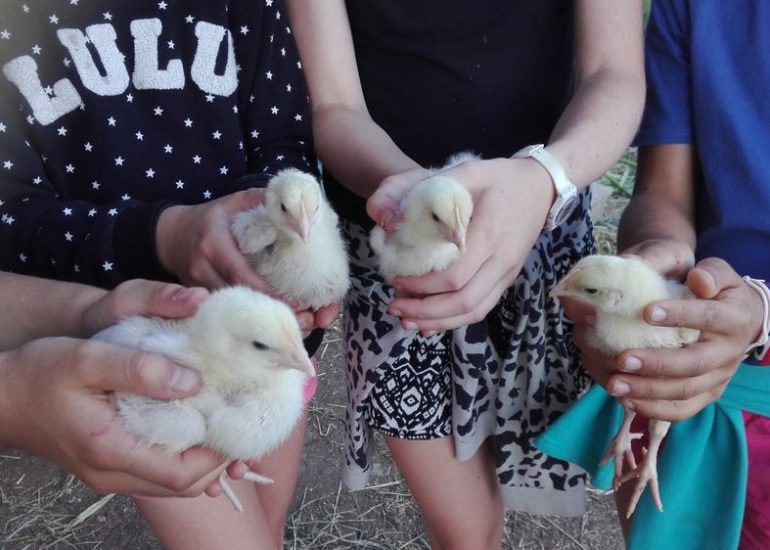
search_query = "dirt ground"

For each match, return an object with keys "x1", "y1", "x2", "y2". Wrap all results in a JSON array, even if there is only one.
[{"x1": 0, "y1": 182, "x2": 629, "y2": 550}]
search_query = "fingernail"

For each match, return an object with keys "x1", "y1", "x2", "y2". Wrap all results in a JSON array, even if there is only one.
[
  {"x1": 622, "y1": 356, "x2": 642, "y2": 372},
  {"x1": 172, "y1": 288, "x2": 197, "y2": 302},
  {"x1": 610, "y1": 381, "x2": 630, "y2": 397},
  {"x1": 169, "y1": 367, "x2": 199, "y2": 392},
  {"x1": 623, "y1": 399, "x2": 637, "y2": 411},
  {"x1": 423, "y1": 330, "x2": 437, "y2": 338},
  {"x1": 404, "y1": 321, "x2": 418, "y2": 331},
  {"x1": 649, "y1": 306, "x2": 667, "y2": 323},
  {"x1": 299, "y1": 317, "x2": 312, "y2": 330},
  {"x1": 390, "y1": 308, "x2": 402, "y2": 317}
]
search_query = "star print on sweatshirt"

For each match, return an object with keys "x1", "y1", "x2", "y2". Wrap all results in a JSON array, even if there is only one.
[{"x1": 0, "y1": 0, "x2": 315, "y2": 288}]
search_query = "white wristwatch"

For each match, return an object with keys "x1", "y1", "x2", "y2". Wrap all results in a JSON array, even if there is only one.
[{"x1": 513, "y1": 144, "x2": 579, "y2": 231}]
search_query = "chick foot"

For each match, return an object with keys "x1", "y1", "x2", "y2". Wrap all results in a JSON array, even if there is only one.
[
  {"x1": 618, "y1": 419, "x2": 670, "y2": 517},
  {"x1": 599, "y1": 407, "x2": 642, "y2": 490},
  {"x1": 219, "y1": 469, "x2": 274, "y2": 513}
]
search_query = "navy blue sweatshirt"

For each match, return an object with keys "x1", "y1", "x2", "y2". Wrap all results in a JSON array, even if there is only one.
[{"x1": 0, "y1": 0, "x2": 315, "y2": 288}]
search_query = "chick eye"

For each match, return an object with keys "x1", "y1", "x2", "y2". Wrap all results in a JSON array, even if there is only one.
[
  {"x1": 431, "y1": 212, "x2": 440, "y2": 222},
  {"x1": 280, "y1": 203, "x2": 287, "y2": 212},
  {"x1": 583, "y1": 287, "x2": 599, "y2": 295},
  {"x1": 252, "y1": 341, "x2": 268, "y2": 350}
]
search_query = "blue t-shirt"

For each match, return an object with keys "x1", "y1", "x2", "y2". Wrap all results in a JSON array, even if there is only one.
[{"x1": 636, "y1": 0, "x2": 770, "y2": 280}]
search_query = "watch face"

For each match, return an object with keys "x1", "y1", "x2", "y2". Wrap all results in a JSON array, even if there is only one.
[{"x1": 554, "y1": 195, "x2": 580, "y2": 226}]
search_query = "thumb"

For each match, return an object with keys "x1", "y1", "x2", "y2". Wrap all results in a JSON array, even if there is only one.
[
  {"x1": 83, "y1": 341, "x2": 201, "y2": 399},
  {"x1": 366, "y1": 189, "x2": 402, "y2": 232},
  {"x1": 686, "y1": 257, "x2": 741, "y2": 299},
  {"x1": 223, "y1": 187, "x2": 267, "y2": 213}
]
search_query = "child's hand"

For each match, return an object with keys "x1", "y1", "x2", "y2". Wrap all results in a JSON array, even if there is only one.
[
  {"x1": 384, "y1": 157, "x2": 554, "y2": 332},
  {"x1": 155, "y1": 189, "x2": 274, "y2": 291},
  {"x1": 0, "y1": 337, "x2": 225, "y2": 497},
  {"x1": 80, "y1": 279, "x2": 209, "y2": 336},
  {"x1": 605, "y1": 258, "x2": 765, "y2": 422},
  {"x1": 367, "y1": 166, "x2": 431, "y2": 233}
]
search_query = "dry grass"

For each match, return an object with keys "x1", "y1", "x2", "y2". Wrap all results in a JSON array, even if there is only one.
[{"x1": 0, "y1": 153, "x2": 636, "y2": 550}]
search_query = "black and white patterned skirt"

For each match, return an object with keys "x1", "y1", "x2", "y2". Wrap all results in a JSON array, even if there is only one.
[{"x1": 340, "y1": 190, "x2": 595, "y2": 516}]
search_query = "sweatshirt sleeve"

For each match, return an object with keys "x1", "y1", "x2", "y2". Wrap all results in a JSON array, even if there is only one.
[
  {"x1": 233, "y1": 0, "x2": 318, "y2": 191},
  {"x1": 0, "y1": 77, "x2": 172, "y2": 287}
]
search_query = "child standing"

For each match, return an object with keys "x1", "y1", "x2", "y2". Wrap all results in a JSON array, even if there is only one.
[
  {"x1": 286, "y1": 1, "x2": 645, "y2": 547},
  {"x1": 0, "y1": 1, "x2": 321, "y2": 548}
]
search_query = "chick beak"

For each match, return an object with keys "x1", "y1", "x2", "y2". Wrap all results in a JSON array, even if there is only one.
[
  {"x1": 289, "y1": 203, "x2": 311, "y2": 243},
  {"x1": 549, "y1": 276, "x2": 572, "y2": 299},
  {"x1": 291, "y1": 348, "x2": 316, "y2": 376},
  {"x1": 451, "y1": 225, "x2": 467, "y2": 253},
  {"x1": 450, "y1": 207, "x2": 467, "y2": 252}
]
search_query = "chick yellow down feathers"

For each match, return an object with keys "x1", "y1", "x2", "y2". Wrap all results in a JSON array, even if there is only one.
[
  {"x1": 92, "y1": 287, "x2": 314, "y2": 511},
  {"x1": 552, "y1": 254, "x2": 700, "y2": 518},
  {"x1": 370, "y1": 153, "x2": 475, "y2": 284},
  {"x1": 553, "y1": 254, "x2": 699, "y2": 353},
  {"x1": 231, "y1": 169, "x2": 350, "y2": 310}
]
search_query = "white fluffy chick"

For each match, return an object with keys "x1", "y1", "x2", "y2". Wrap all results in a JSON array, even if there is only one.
[
  {"x1": 551, "y1": 254, "x2": 699, "y2": 517},
  {"x1": 370, "y1": 153, "x2": 475, "y2": 284},
  {"x1": 92, "y1": 286, "x2": 314, "y2": 512},
  {"x1": 231, "y1": 169, "x2": 350, "y2": 311}
]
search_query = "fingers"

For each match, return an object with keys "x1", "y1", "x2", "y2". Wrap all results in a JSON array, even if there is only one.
[
  {"x1": 82, "y1": 281, "x2": 209, "y2": 335},
  {"x1": 366, "y1": 168, "x2": 427, "y2": 231},
  {"x1": 643, "y1": 297, "x2": 740, "y2": 336},
  {"x1": 620, "y1": 239, "x2": 694, "y2": 279},
  {"x1": 393, "y1": 242, "x2": 491, "y2": 298},
  {"x1": 367, "y1": 188, "x2": 404, "y2": 232},
  {"x1": 559, "y1": 296, "x2": 597, "y2": 324},
  {"x1": 78, "y1": 341, "x2": 201, "y2": 399},
  {"x1": 86, "y1": 437, "x2": 226, "y2": 497},
  {"x1": 396, "y1": 267, "x2": 513, "y2": 331},
  {"x1": 221, "y1": 187, "x2": 267, "y2": 213},
  {"x1": 685, "y1": 257, "x2": 741, "y2": 300},
  {"x1": 619, "y1": 384, "x2": 727, "y2": 423},
  {"x1": 313, "y1": 302, "x2": 341, "y2": 329},
  {"x1": 607, "y1": 365, "x2": 733, "y2": 402}
]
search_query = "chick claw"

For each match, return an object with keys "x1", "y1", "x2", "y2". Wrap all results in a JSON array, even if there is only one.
[
  {"x1": 599, "y1": 409, "x2": 642, "y2": 490},
  {"x1": 219, "y1": 469, "x2": 275, "y2": 513},
  {"x1": 619, "y1": 447, "x2": 664, "y2": 518}
]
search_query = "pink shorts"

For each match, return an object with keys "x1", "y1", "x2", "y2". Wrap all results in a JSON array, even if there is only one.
[{"x1": 740, "y1": 411, "x2": 770, "y2": 549}]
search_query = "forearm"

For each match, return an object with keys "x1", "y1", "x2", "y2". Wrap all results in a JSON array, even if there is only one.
[
  {"x1": 545, "y1": 0, "x2": 645, "y2": 189},
  {"x1": 313, "y1": 104, "x2": 420, "y2": 198},
  {"x1": 547, "y1": 67, "x2": 646, "y2": 189},
  {"x1": 617, "y1": 189, "x2": 697, "y2": 253},
  {"x1": 0, "y1": 273, "x2": 105, "y2": 349},
  {"x1": 617, "y1": 144, "x2": 698, "y2": 252}
]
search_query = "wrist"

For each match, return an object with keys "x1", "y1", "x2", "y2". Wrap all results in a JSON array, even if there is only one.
[
  {"x1": 743, "y1": 276, "x2": 770, "y2": 360},
  {"x1": 511, "y1": 145, "x2": 578, "y2": 230},
  {"x1": 155, "y1": 205, "x2": 185, "y2": 275},
  {"x1": 506, "y1": 156, "x2": 557, "y2": 224}
]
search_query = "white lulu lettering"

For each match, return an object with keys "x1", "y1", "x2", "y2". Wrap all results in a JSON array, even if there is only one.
[
  {"x1": 57, "y1": 24, "x2": 130, "y2": 96},
  {"x1": 2, "y1": 56, "x2": 82, "y2": 126},
  {"x1": 190, "y1": 22, "x2": 237, "y2": 97},
  {"x1": 130, "y1": 19, "x2": 184, "y2": 90}
]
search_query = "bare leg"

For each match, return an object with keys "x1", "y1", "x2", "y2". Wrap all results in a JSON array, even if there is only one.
[
  {"x1": 251, "y1": 409, "x2": 308, "y2": 545},
  {"x1": 600, "y1": 407, "x2": 642, "y2": 489},
  {"x1": 136, "y1": 410, "x2": 308, "y2": 550},
  {"x1": 135, "y1": 481, "x2": 276, "y2": 550},
  {"x1": 386, "y1": 435, "x2": 504, "y2": 550}
]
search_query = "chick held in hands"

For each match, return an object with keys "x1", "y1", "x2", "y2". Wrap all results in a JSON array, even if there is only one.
[
  {"x1": 92, "y1": 286, "x2": 315, "y2": 513},
  {"x1": 551, "y1": 254, "x2": 699, "y2": 517},
  {"x1": 231, "y1": 169, "x2": 350, "y2": 311},
  {"x1": 369, "y1": 153, "x2": 475, "y2": 284}
]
